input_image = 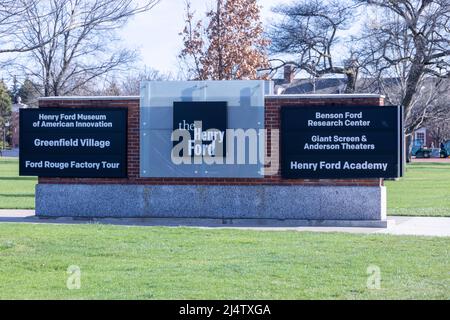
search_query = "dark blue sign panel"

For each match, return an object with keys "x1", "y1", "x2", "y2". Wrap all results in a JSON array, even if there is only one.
[
  {"x1": 19, "y1": 108, "x2": 127, "y2": 177},
  {"x1": 281, "y1": 105, "x2": 403, "y2": 179},
  {"x1": 173, "y1": 101, "x2": 227, "y2": 158}
]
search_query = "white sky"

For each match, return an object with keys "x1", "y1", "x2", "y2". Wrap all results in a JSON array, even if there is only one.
[{"x1": 118, "y1": 0, "x2": 281, "y2": 75}]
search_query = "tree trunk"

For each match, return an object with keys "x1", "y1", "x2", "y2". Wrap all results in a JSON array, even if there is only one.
[
  {"x1": 344, "y1": 71, "x2": 357, "y2": 93},
  {"x1": 216, "y1": 0, "x2": 223, "y2": 80},
  {"x1": 405, "y1": 134, "x2": 413, "y2": 163},
  {"x1": 401, "y1": 36, "x2": 426, "y2": 119}
]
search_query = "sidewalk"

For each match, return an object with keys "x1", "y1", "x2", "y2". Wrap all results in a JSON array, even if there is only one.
[
  {"x1": 0, "y1": 210, "x2": 449, "y2": 237},
  {"x1": 0, "y1": 149, "x2": 19, "y2": 157}
]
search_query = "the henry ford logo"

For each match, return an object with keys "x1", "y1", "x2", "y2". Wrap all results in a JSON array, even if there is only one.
[
  {"x1": 177, "y1": 120, "x2": 225, "y2": 157},
  {"x1": 172, "y1": 101, "x2": 227, "y2": 159},
  {"x1": 281, "y1": 105, "x2": 402, "y2": 179}
]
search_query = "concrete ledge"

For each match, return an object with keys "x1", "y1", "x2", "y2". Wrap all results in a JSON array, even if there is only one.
[
  {"x1": 38, "y1": 96, "x2": 139, "y2": 101},
  {"x1": 265, "y1": 93, "x2": 385, "y2": 99},
  {"x1": 36, "y1": 184, "x2": 386, "y2": 225},
  {"x1": 32, "y1": 216, "x2": 388, "y2": 228},
  {"x1": 38, "y1": 94, "x2": 385, "y2": 101}
]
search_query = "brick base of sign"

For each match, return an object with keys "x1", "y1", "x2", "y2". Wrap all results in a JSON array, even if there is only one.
[{"x1": 35, "y1": 184, "x2": 387, "y2": 226}]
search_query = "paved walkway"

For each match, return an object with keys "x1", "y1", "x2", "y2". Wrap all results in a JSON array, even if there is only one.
[{"x1": 0, "y1": 210, "x2": 449, "y2": 237}]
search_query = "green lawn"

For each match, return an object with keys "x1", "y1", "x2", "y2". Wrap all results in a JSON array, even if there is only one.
[
  {"x1": 0, "y1": 223, "x2": 448, "y2": 299},
  {"x1": 0, "y1": 157, "x2": 36, "y2": 209},
  {"x1": 385, "y1": 163, "x2": 450, "y2": 217}
]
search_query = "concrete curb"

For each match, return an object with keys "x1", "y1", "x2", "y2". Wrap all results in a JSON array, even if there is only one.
[
  {"x1": 32, "y1": 216, "x2": 389, "y2": 228},
  {"x1": 0, "y1": 210, "x2": 449, "y2": 237}
]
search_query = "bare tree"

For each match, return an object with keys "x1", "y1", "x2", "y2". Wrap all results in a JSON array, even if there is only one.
[
  {"x1": 418, "y1": 78, "x2": 450, "y2": 147},
  {"x1": 1, "y1": 0, "x2": 56, "y2": 72},
  {"x1": 428, "y1": 114, "x2": 450, "y2": 146},
  {"x1": 71, "y1": 67, "x2": 173, "y2": 96},
  {"x1": 15, "y1": 0, "x2": 159, "y2": 96},
  {"x1": 1, "y1": 0, "x2": 83, "y2": 61},
  {"x1": 0, "y1": 1, "x2": 48, "y2": 54},
  {"x1": 359, "y1": 0, "x2": 449, "y2": 121},
  {"x1": 357, "y1": 0, "x2": 450, "y2": 159},
  {"x1": 120, "y1": 67, "x2": 173, "y2": 95},
  {"x1": 267, "y1": 0, "x2": 361, "y2": 92},
  {"x1": 404, "y1": 79, "x2": 449, "y2": 133}
]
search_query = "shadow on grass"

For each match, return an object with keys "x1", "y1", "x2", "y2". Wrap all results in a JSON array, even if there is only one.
[
  {"x1": 0, "y1": 193, "x2": 35, "y2": 197},
  {"x1": 0, "y1": 159, "x2": 19, "y2": 164},
  {"x1": 0, "y1": 176, "x2": 37, "y2": 181},
  {"x1": 408, "y1": 162, "x2": 450, "y2": 166}
]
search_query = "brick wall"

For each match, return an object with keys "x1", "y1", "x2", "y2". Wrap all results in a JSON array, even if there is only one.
[{"x1": 38, "y1": 95, "x2": 384, "y2": 187}]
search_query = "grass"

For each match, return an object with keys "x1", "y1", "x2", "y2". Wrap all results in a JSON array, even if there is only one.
[
  {"x1": 385, "y1": 163, "x2": 450, "y2": 217},
  {"x1": 0, "y1": 223, "x2": 448, "y2": 299},
  {"x1": 0, "y1": 157, "x2": 36, "y2": 209}
]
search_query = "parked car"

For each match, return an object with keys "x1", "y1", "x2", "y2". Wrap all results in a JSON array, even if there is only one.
[
  {"x1": 411, "y1": 140, "x2": 423, "y2": 157},
  {"x1": 440, "y1": 141, "x2": 450, "y2": 158},
  {"x1": 412, "y1": 140, "x2": 434, "y2": 158}
]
